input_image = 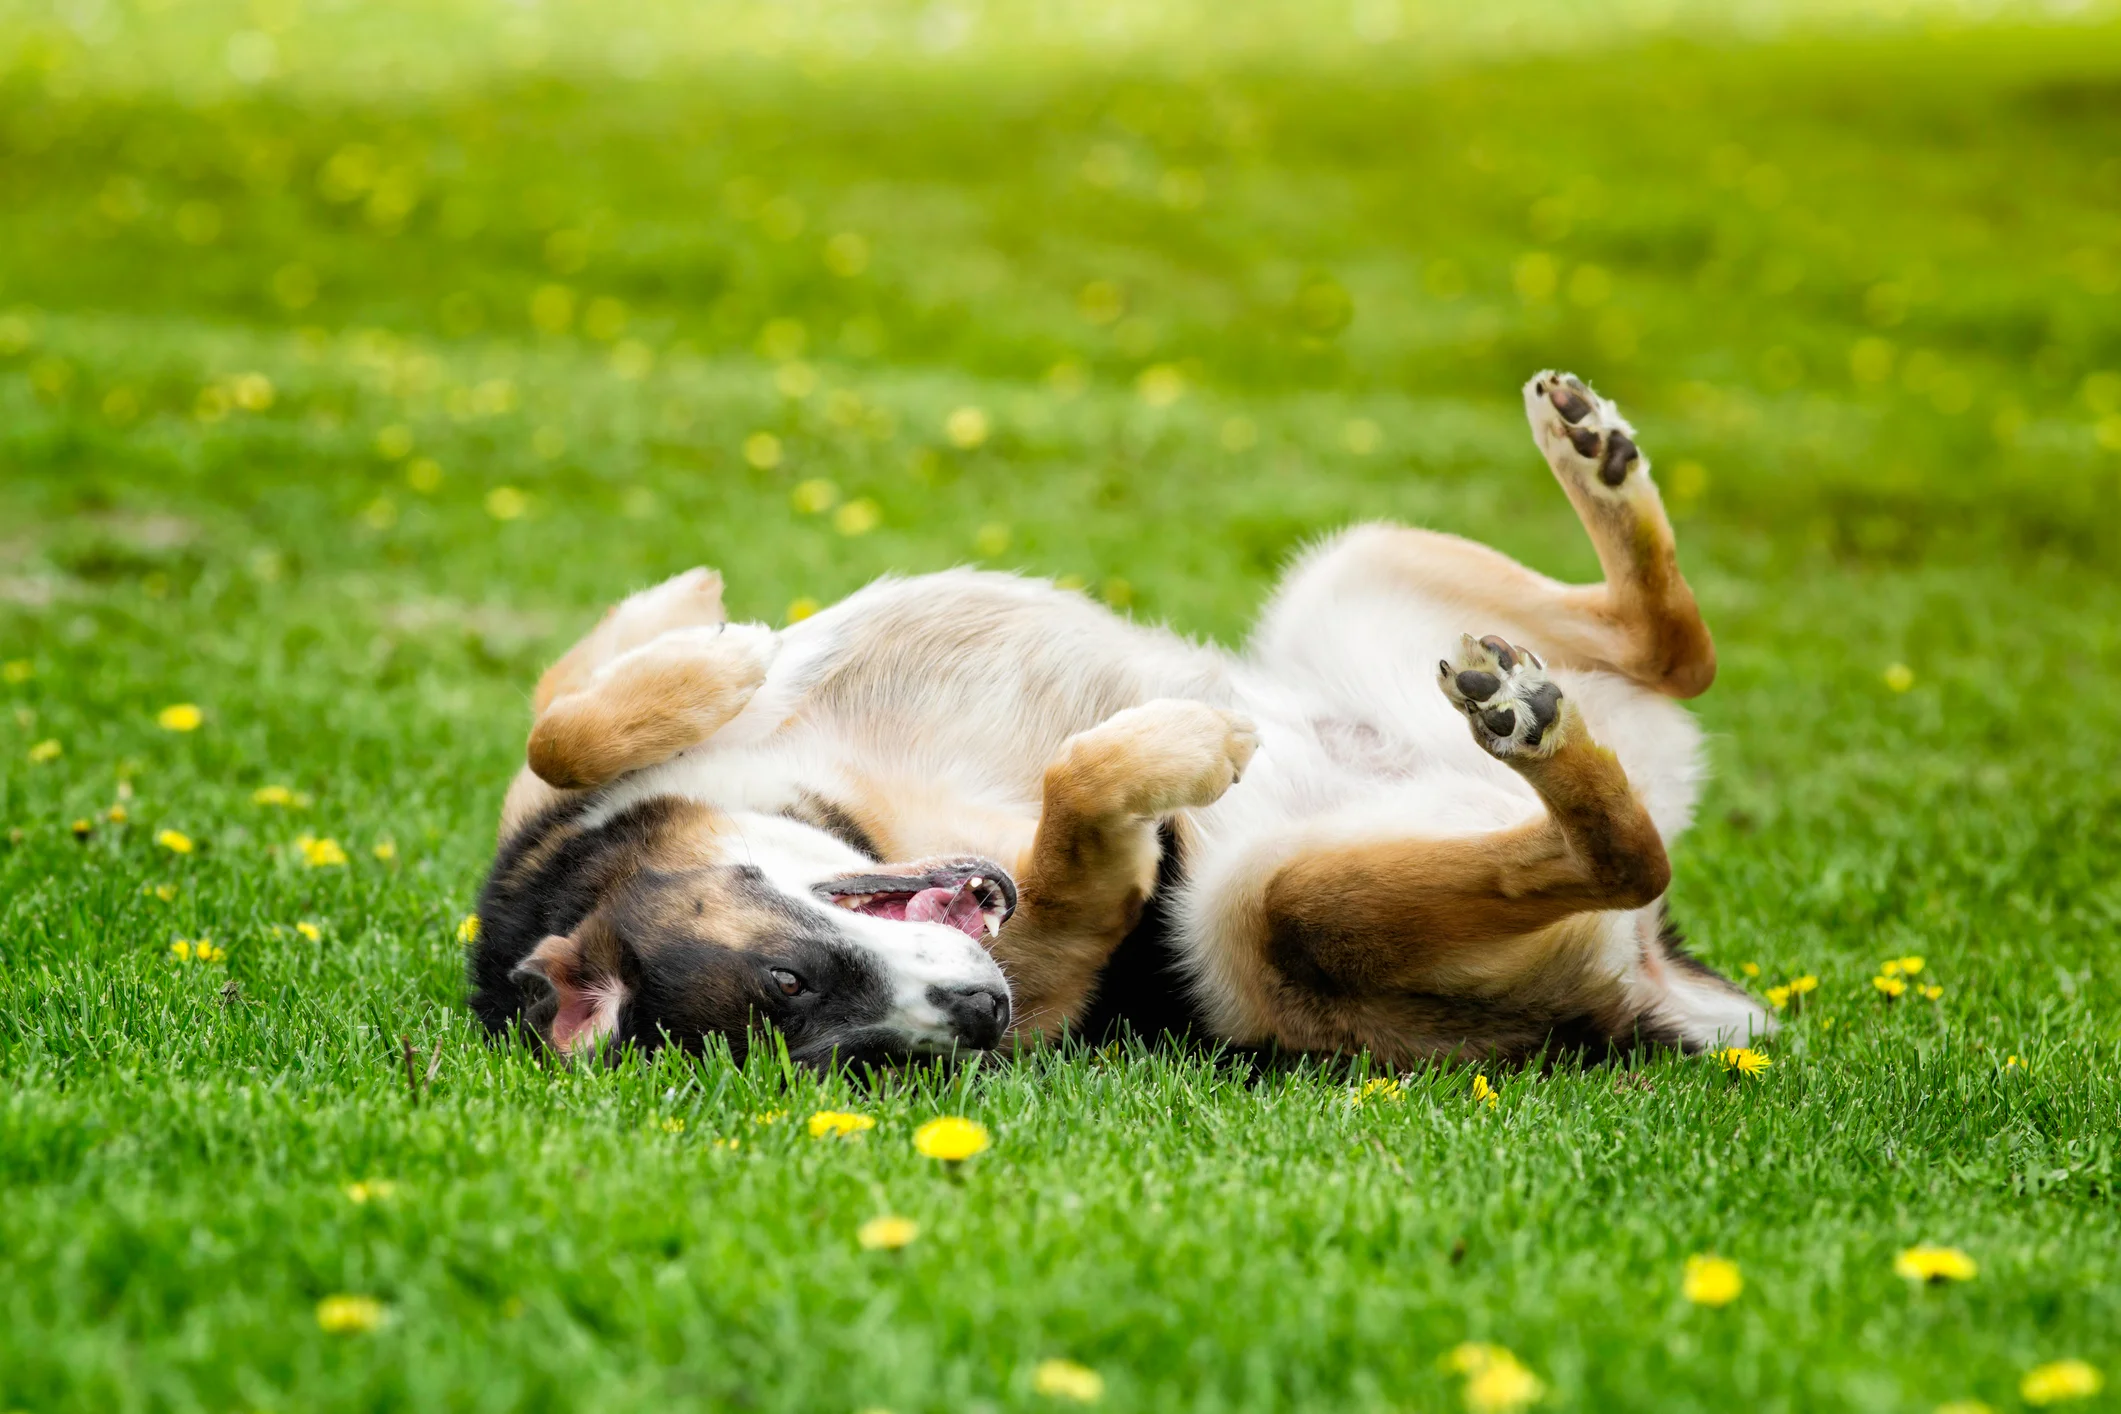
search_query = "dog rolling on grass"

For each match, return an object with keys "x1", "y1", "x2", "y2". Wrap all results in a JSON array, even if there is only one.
[{"x1": 467, "y1": 372, "x2": 1772, "y2": 1067}]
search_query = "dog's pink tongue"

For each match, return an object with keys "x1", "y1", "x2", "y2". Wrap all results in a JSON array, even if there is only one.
[{"x1": 906, "y1": 884, "x2": 986, "y2": 940}]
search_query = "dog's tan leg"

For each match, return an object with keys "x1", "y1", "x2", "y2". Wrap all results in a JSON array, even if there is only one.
[
  {"x1": 1255, "y1": 635, "x2": 1667, "y2": 998},
  {"x1": 1303, "y1": 373, "x2": 1713, "y2": 697},
  {"x1": 996, "y1": 699, "x2": 1258, "y2": 1038},
  {"x1": 499, "y1": 570, "x2": 745, "y2": 836}
]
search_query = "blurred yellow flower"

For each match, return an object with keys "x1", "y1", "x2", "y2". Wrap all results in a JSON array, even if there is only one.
[
  {"x1": 252, "y1": 784, "x2": 295, "y2": 806},
  {"x1": 106, "y1": 803, "x2": 128, "y2": 824},
  {"x1": 156, "y1": 828, "x2": 194, "y2": 854},
  {"x1": 315, "y1": 1294, "x2": 388, "y2": 1334},
  {"x1": 1350, "y1": 1077, "x2": 1404, "y2": 1107},
  {"x1": 712, "y1": 1137, "x2": 741, "y2": 1151},
  {"x1": 1788, "y1": 974, "x2": 1819, "y2": 995},
  {"x1": 71, "y1": 817, "x2": 94, "y2": 838},
  {"x1": 2005, "y1": 1055, "x2": 2025, "y2": 1070},
  {"x1": 660, "y1": 1116, "x2": 686, "y2": 1134},
  {"x1": 1934, "y1": 1401, "x2": 1994, "y2": 1414},
  {"x1": 1881, "y1": 959, "x2": 1903, "y2": 977},
  {"x1": 1449, "y1": 1343, "x2": 1544, "y2": 1413},
  {"x1": 147, "y1": 882, "x2": 177, "y2": 902},
  {"x1": 791, "y1": 477, "x2": 839, "y2": 514},
  {"x1": 296, "y1": 921, "x2": 322, "y2": 942},
  {"x1": 485, "y1": 486, "x2": 528, "y2": 520},
  {"x1": 170, "y1": 938, "x2": 225, "y2": 963},
  {"x1": 1896, "y1": 955, "x2": 1925, "y2": 974},
  {"x1": 1766, "y1": 985, "x2": 1792, "y2": 1009},
  {"x1": 1739, "y1": 961, "x2": 1761, "y2": 978},
  {"x1": 28, "y1": 738, "x2": 61, "y2": 763},
  {"x1": 1471, "y1": 1074, "x2": 1500, "y2": 1107},
  {"x1": 344, "y1": 1179, "x2": 397, "y2": 1203},
  {"x1": 1682, "y1": 1254, "x2": 1743, "y2": 1307},
  {"x1": 2, "y1": 659, "x2": 31, "y2": 683},
  {"x1": 157, "y1": 703, "x2": 203, "y2": 731},
  {"x1": 1718, "y1": 1047, "x2": 1770, "y2": 1077},
  {"x1": 456, "y1": 914, "x2": 480, "y2": 943},
  {"x1": 372, "y1": 839, "x2": 397, "y2": 861},
  {"x1": 944, "y1": 405, "x2": 990, "y2": 449},
  {"x1": 295, "y1": 835, "x2": 348, "y2": 867},
  {"x1": 857, "y1": 1215, "x2": 919, "y2": 1250},
  {"x1": 743, "y1": 431, "x2": 783, "y2": 469},
  {"x1": 833, "y1": 498, "x2": 881, "y2": 536},
  {"x1": 1921, "y1": 983, "x2": 1943, "y2": 1000},
  {"x1": 1895, "y1": 1245, "x2": 1977, "y2": 1283},
  {"x1": 974, "y1": 522, "x2": 1012, "y2": 557},
  {"x1": 750, "y1": 1110, "x2": 788, "y2": 1126},
  {"x1": 1033, "y1": 1358, "x2": 1105, "y2": 1402},
  {"x1": 1136, "y1": 364, "x2": 1184, "y2": 408},
  {"x1": 2021, "y1": 1360, "x2": 2103, "y2": 1405},
  {"x1": 786, "y1": 597, "x2": 821, "y2": 623},
  {"x1": 913, "y1": 1116, "x2": 989, "y2": 1161},
  {"x1": 1873, "y1": 974, "x2": 1908, "y2": 998},
  {"x1": 808, "y1": 1110, "x2": 876, "y2": 1139},
  {"x1": 1884, "y1": 662, "x2": 1915, "y2": 692}
]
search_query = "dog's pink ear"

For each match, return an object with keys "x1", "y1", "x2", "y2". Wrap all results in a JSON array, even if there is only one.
[{"x1": 513, "y1": 933, "x2": 627, "y2": 1055}]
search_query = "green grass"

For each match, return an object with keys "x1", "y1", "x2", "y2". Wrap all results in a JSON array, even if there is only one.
[{"x1": 4, "y1": 2, "x2": 2120, "y2": 1409}]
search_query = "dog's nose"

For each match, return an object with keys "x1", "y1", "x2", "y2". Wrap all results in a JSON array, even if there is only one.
[{"x1": 927, "y1": 983, "x2": 1010, "y2": 1048}]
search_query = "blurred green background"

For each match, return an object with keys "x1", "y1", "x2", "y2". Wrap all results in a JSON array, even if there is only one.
[{"x1": 4, "y1": 1, "x2": 2120, "y2": 1410}]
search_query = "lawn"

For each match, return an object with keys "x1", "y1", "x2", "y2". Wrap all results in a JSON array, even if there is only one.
[{"x1": 3, "y1": 0, "x2": 2120, "y2": 1409}]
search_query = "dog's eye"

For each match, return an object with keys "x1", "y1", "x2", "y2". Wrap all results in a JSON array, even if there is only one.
[{"x1": 770, "y1": 968, "x2": 805, "y2": 997}]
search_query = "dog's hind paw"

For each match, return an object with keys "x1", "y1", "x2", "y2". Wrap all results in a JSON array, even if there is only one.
[
  {"x1": 1524, "y1": 370, "x2": 1647, "y2": 496},
  {"x1": 1438, "y1": 633, "x2": 1570, "y2": 760}
]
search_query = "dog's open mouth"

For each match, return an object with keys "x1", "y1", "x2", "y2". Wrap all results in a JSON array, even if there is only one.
[{"x1": 817, "y1": 857, "x2": 1017, "y2": 941}]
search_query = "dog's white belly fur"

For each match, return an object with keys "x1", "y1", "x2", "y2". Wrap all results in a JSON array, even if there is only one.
[{"x1": 596, "y1": 565, "x2": 1763, "y2": 1050}]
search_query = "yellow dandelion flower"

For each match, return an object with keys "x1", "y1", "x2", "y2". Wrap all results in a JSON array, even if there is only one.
[
  {"x1": 1682, "y1": 1254, "x2": 1744, "y2": 1307},
  {"x1": 28, "y1": 738, "x2": 61, "y2": 763},
  {"x1": 252, "y1": 784, "x2": 296, "y2": 806},
  {"x1": 786, "y1": 596, "x2": 821, "y2": 623},
  {"x1": 857, "y1": 1215, "x2": 919, "y2": 1250},
  {"x1": 1922, "y1": 984, "x2": 1943, "y2": 1000},
  {"x1": 372, "y1": 839, "x2": 397, "y2": 861},
  {"x1": 156, "y1": 703, "x2": 203, "y2": 731},
  {"x1": 170, "y1": 939, "x2": 194, "y2": 961},
  {"x1": 1894, "y1": 1245, "x2": 1977, "y2": 1283},
  {"x1": 1897, "y1": 955, "x2": 1925, "y2": 975},
  {"x1": 1788, "y1": 974, "x2": 1819, "y2": 995},
  {"x1": 456, "y1": 913, "x2": 480, "y2": 943},
  {"x1": 1032, "y1": 1358, "x2": 1105, "y2": 1403},
  {"x1": 1873, "y1": 973, "x2": 1907, "y2": 998},
  {"x1": 1, "y1": 659, "x2": 31, "y2": 683},
  {"x1": 1471, "y1": 1074, "x2": 1500, "y2": 1107},
  {"x1": 791, "y1": 477, "x2": 839, "y2": 514},
  {"x1": 1883, "y1": 662, "x2": 1915, "y2": 692},
  {"x1": 148, "y1": 882, "x2": 177, "y2": 901},
  {"x1": 2004, "y1": 1055, "x2": 2025, "y2": 1070},
  {"x1": 660, "y1": 1116, "x2": 687, "y2": 1134},
  {"x1": 1448, "y1": 1344, "x2": 1544, "y2": 1414},
  {"x1": 295, "y1": 835, "x2": 348, "y2": 867},
  {"x1": 106, "y1": 803, "x2": 128, "y2": 824},
  {"x1": 315, "y1": 1294, "x2": 388, "y2": 1334},
  {"x1": 1740, "y1": 961, "x2": 1761, "y2": 978},
  {"x1": 344, "y1": 1179, "x2": 397, "y2": 1203},
  {"x1": 1766, "y1": 985, "x2": 1791, "y2": 1009},
  {"x1": 296, "y1": 921, "x2": 322, "y2": 942},
  {"x1": 71, "y1": 817, "x2": 94, "y2": 838},
  {"x1": 807, "y1": 1110, "x2": 877, "y2": 1139},
  {"x1": 712, "y1": 1137, "x2": 741, "y2": 1151},
  {"x1": 749, "y1": 1110, "x2": 788, "y2": 1126},
  {"x1": 1935, "y1": 1401, "x2": 1995, "y2": 1414},
  {"x1": 2021, "y1": 1360, "x2": 2102, "y2": 1405},
  {"x1": 1881, "y1": 959, "x2": 1904, "y2": 977},
  {"x1": 485, "y1": 486, "x2": 528, "y2": 521},
  {"x1": 1349, "y1": 1077, "x2": 1404, "y2": 1107},
  {"x1": 1718, "y1": 1047, "x2": 1771, "y2": 1077},
  {"x1": 913, "y1": 1116, "x2": 990, "y2": 1161},
  {"x1": 195, "y1": 940, "x2": 225, "y2": 962},
  {"x1": 944, "y1": 405, "x2": 990, "y2": 449},
  {"x1": 833, "y1": 498, "x2": 881, "y2": 536},
  {"x1": 742, "y1": 431, "x2": 783, "y2": 469},
  {"x1": 156, "y1": 828, "x2": 194, "y2": 854}
]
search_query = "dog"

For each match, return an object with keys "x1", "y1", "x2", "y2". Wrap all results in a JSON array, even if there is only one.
[{"x1": 467, "y1": 372, "x2": 1771, "y2": 1066}]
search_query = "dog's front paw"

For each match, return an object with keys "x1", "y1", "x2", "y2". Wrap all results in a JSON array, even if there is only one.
[
  {"x1": 1054, "y1": 699, "x2": 1259, "y2": 818},
  {"x1": 1438, "y1": 634, "x2": 1570, "y2": 760},
  {"x1": 1524, "y1": 370, "x2": 1647, "y2": 495}
]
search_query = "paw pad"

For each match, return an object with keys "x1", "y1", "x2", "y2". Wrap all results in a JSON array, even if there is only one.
[
  {"x1": 1525, "y1": 371, "x2": 1645, "y2": 491},
  {"x1": 1438, "y1": 633, "x2": 1568, "y2": 759}
]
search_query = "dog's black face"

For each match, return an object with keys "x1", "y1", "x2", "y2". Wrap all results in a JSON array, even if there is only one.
[{"x1": 498, "y1": 859, "x2": 1014, "y2": 1067}]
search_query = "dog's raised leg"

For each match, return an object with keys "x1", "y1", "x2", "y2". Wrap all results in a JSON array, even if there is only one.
[
  {"x1": 1256, "y1": 636, "x2": 1668, "y2": 996},
  {"x1": 996, "y1": 699, "x2": 1258, "y2": 1038}
]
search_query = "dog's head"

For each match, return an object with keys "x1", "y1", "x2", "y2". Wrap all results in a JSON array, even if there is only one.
[{"x1": 496, "y1": 808, "x2": 1015, "y2": 1067}]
